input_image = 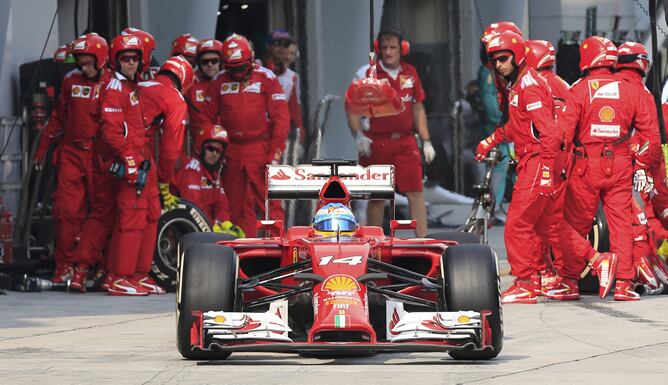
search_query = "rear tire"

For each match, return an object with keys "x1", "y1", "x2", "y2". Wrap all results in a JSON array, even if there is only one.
[
  {"x1": 427, "y1": 230, "x2": 480, "y2": 244},
  {"x1": 441, "y1": 244, "x2": 502, "y2": 360},
  {"x1": 176, "y1": 243, "x2": 237, "y2": 360},
  {"x1": 151, "y1": 201, "x2": 214, "y2": 291},
  {"x1": 582, "y1": 208, "x2": 609, "y2": 293}
]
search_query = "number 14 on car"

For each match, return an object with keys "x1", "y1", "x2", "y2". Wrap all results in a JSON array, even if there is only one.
[{"x1": 318, "y1": 256, "x2": 364, "y2": 266}]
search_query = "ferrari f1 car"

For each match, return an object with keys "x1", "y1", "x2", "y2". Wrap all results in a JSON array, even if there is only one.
[{"x1": 176, "y1": 159, "x2": 503, "y2": 360}]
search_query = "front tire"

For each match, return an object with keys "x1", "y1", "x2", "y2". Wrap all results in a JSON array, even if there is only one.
[
  {"x1": 441, "y1": 244, "x2": 503, "y2": 360},
  {"x1": 176, "y1": 243, "x2": 238, "y2": 360}
]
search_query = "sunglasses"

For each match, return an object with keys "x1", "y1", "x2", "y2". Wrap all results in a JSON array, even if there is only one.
[
  {"x1": 490, "y1": 55, "x2": 511, "y2": 63},
  {"x1": 272, "y1": 39, "x2": 292, "y2": 48},
  {"x1": 200, "y1": 58, "x2": 220, "y2": 66},
  {"x1": 119, "y1": 54, "x2": 140, "y2": 63},
  {"x1": 204, "y1": 145, "x2": 223, "y2": 154}
]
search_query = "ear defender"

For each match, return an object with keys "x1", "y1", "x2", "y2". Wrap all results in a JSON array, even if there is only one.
[{"x1": 374, "y1": 30, "x2": 410, "y2": 57}]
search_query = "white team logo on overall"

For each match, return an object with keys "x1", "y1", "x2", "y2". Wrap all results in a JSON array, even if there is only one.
[
  {"x1": 589, "y1": 80, "x2": 619, "y2": 102},
  {"x1": 196, "y1": 89, "x2": 205, "y2": 102},
  {"x1": 244, "y1": 82, "x2": 261, "y2": 93},
  {"x1": 129, "y1": 90, "x2": 139, "y2": 105}
]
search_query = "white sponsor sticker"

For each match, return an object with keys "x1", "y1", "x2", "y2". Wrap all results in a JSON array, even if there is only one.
[
  {"x1": 244, "y1": 82, "x2": 261, "y2": 93},
  {"x1": 401, "y1": 95, "x2": 413, "y2": 102},
  {"x1": 510, "y1": 94, "x2": 518, "y2": 107},
  {"x1": 272, "y1": 93, "x2": 287, "y2": 100},
  {"x1": 187, "y1": 184, "x2": 201, "y2": 190},
  {"x1": 125, "y1": 36, "x2": 140, "y2": 46},
  {"x1": 487, "y1": 36, "x2": 500, "y2": 48},
  {"x1": 104, "y1": 107, "x2": 122, "y2": 112},
  {"x1": 526, "y1": 101, "x2": 542, "y2": 111},
  {"x1": 74, "y1": 40, "x2": 86, "y2": 50},
  {"x1": 638, "y1": 212, "x2": 648, "y2": 225},
  {"x1": 229, "y1": 49, "x2": 242, "y2": 60},
  {"x1": 590, "y1": 124, "x2": 621, "y2": 138}
]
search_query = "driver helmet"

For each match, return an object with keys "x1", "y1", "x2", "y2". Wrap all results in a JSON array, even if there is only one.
[{"x1": 312, "y1": 203, "x2": 358, "y2": 237}]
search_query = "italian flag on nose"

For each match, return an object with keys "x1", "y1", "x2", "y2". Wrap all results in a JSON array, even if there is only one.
[{"x1": 334, "y1": 315, "x2": 349, "y2": 328}]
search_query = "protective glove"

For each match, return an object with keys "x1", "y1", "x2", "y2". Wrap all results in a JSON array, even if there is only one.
[
  {"x1": 475, "y1": 131, "x2": 503, "y2": 161},
  {"x1": 229, "y1": 224, "x2": 245, "y2": 238},
  {"x1": 537, "y1": 163, "x2": 555, "y2": 196},
  {"x1": 213, "y1": 220, "x2": 246, "y2": 238},
  {"x1": 657, "y1": 239, "x2": 668, "y2": 261},
  {"x1": 159, "y1": 183, "x2": 180, "y2": 210},
  {"x1": 422, "y1": 140, "x2": 436, "y2": 164},
  {"x1": 108, "y1": 154, "x2": 140, "y2": 184},
  {"x1": 355, "y1": 131, "x2": 373, "y2": 157},
  {"x1": 633, "y1": 169, "x2": 654, "y2": 194}
]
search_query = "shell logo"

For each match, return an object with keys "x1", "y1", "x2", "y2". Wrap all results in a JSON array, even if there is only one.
[
  {"x1": 323, "y1": 275, "x2": 360, "y2": 292},
  {"x1": 598, "y1": 106, "x2": 615, "y2": 123}
]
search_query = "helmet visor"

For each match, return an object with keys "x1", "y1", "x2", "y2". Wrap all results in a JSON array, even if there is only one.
[{"x1": 314, "y1": 218, "x2": 358, "y2": 232}]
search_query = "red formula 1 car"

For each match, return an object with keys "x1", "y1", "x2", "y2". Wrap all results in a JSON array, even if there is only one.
[{"x1": 176, "y1": 159, "x2": 503, "y2": 360}]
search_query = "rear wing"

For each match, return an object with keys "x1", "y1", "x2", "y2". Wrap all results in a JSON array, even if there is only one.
[{"x1": 266, "y1": 163, "x2": 394, "y2": 200}]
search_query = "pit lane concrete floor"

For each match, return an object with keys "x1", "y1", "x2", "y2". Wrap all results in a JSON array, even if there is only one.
[{"x1": 1, "y1": 226, "x2": 668, "y2": 384}]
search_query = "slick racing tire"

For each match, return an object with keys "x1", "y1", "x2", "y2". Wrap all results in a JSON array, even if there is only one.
[
  {"x1": 177, "y1": 232, "x2": 237, "y2": 273},
  {"x1": 441, "y1": 244, "x2": 503, "y2": 360},
  {"x1": 151, "y1": 201, "x2": 213, "y2": 292},
  {"x1": 175, "y1": 233, "x2": 237, "y2": 304},
  {"x1": 427, "y1": 230, "x2": 480, "y2": 244},
  {"x1": 177, "y1": 243, "x2": 237, "y2": 360},
  {"x1": 587, "y1": 207, "x2": 610, "y2": 252}
]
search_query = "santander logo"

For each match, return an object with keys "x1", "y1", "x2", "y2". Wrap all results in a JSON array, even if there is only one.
[
  {"x1": 270, "y1": 170, "x2": 291, "y2": 180},
  {"x1": 270, "y1": 167, "x2": 391, "y2": 181}
]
